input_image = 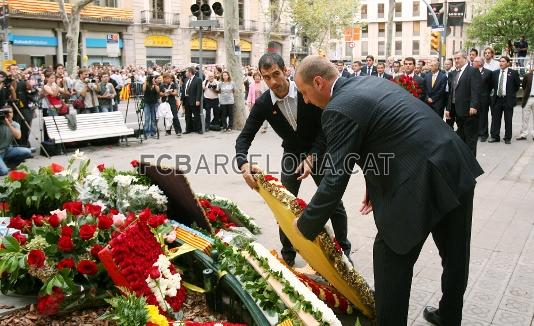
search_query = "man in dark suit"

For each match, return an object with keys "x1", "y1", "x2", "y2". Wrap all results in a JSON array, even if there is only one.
[
  {"x1": 294, "y1": 55, "x2": 483, "y2": 326},
  {"x1": 488, "y1": 56, "x2": 521, "y2": 144},
  {"x1": 397, "y1": 57, "x2": 426, "y2": 102},
  {"x1": 351, "y1": 61, "x2": 366, "y2": 77},
  {"x1": 446, "y1": 50, "x2": 482, "y2": 156},
  {"x1": 235, "y1": 53, "x2": 351, "y2": 266},
  {"x1": 181, "y1": 67, "x2": 203, "y2": 134},
  {"x1": 517, "y1": 69, "x2": 534, "y2": 140},
  {"x1": 336, "y1": 60, "x2": 352, "y2": 78},
  {"x1": 472, "y1": 56, "x2": 493, "y2": 142},
  {"x1": 376, "y1": 63, "x2": 393, "y2": 80},
  {"x1": 364, "y1": 55, "x2": 378, "y2": 76},
  {"x1": 424, "y1": 59, "x2": 447, "y2": 118}
]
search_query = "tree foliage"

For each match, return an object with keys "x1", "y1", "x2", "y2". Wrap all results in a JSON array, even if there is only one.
[
  {"x1": 467, "y1": 0, "x2": 534, "y2": 51},
  {"x1": 289, "y1": 0, "x2": 359, "y2": 49}
]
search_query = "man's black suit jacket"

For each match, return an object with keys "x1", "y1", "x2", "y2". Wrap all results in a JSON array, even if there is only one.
[
  {"x1": 182, "y1": 76, "x2": 202, "y2": 106},
  {"x1": 424, "y1": 71, "x2": 447, "y2": 113},
  {"x1": 378, "y1": 73, "x2": 393, "y2": 81},
  {"x1": 490, "y1": 68, "x2": 520, "y2": 109},
  {"x1": 341, "y1": 69, "x2": 352, "y2": 78},
  {"x1": 522, "y1": 72, "x2": 533, "y2": 107},
  {"x1": 297, "y1": 77, "x2": 483, "y2": 255},
  {"x1": 235, "y1": 90, "x2": 324, "y2": 169},
  {"x1": 351, "y1": 70, "x2": 367, "y2": 77},
  {"x1": 447, "y1": 65, "x2": 482, "y2": 117},
  {"x1": 479, "y1": 67, "x2": 493, "y2": 98},
  {"x1": 364, "y1": 65, "x2": 378, "y2": 76}
]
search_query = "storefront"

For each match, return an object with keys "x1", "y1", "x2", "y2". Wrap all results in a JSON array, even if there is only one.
[
  {"x1": 9, "y1": 32, "x2": 58, "y2": 67},
  {"x1": 190, "y1": 37, "x2": 217, "y2": 65},
  {"x1": 240, "y1": 39, "x2": 252, "y2": 66},
  {"x1": 145, "y1": 35, "x2": 173, "y2": 67},
  {"x1": 267, "y1": 41, "x2": 283, "y2": 55},
  {"x1": 85, "y1": 34, "x2": 124, "y2": 67}
]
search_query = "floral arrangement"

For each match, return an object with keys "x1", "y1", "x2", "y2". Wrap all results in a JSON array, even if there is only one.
[
  {"x1": 0, "y1": 201, "x2": 120, "y2": 315},
  {"x1": 198, "y1": 198, "x2": 236, "y2": 232},
  {"x1": 196, "y1": 194, "x2": 261, "y2": 235},
  {"x1": 395, "y1": 75, "x2": 423, "y2": 98}
]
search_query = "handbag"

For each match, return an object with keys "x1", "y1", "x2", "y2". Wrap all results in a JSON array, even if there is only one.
[
  {"x1": 46, "y1": 95, "x2": 68, "y2": 115},
  {"x1": 73, "y1": 96, "x2": 85, "y2": 110}
]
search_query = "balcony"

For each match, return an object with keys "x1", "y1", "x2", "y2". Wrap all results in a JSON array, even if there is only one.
[
  {"x1": 141, "y1": 10, "x2": 180, "y2": 28},
  {"x1": 268, "y1": 23, "x2": 292, "y2": 35},
  {"x1": 239, "y1": 20, "x2": 260, "y2": 33},
  {"x1": 7, "y1": 0, "x2": 133, "y2": 25},
  {"x1": 291, "y1": 45, "x2": 309, "y2": 55}
]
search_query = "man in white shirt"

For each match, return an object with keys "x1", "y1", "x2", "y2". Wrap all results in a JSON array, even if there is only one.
[
  {"x1": 483, "y1": 47, "x2": 500, "y2": 71},
  {"x1": 517, "y1": 69, "x2": 534, "y2": 140}
]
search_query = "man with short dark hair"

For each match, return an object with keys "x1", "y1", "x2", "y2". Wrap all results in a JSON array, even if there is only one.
[
  {"x1": 336, "y1": 60, "x2": 351, "y2": 78},
  {"x1": 469, "y1": 48, "x2": 478, "y2": 66},
  {"x1": 376, "y1": 63, "x2": 393, "y2": 80},
  {"x1": 472, "y1": 56, "x2": 493, "y2": 142},
  {"x1": 516, "y1": 35, "x2": 529, "y2": 67},
  {"x1": 352, "y1": 61, "x2": 366, "y2": 77},
  {"x1": 235, "y1": 53, "x2": 351, "y2": 267},
  {"x1": 398, "y1": 57, "x2": 426, "y2": 101},
  {"x1": 182, "y1": 67, "x2": 203, "y2": 134},
  {"x1": 0, "y1": 107, "x2": 32, "y2": 176},
  {"x1": 364, "y1": 55, "x2": 378, "y2": 76}
]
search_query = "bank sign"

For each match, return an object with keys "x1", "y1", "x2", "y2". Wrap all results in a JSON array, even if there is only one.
[{"x1": 8, "y1": 34, "x2": 58, "y2": 47}]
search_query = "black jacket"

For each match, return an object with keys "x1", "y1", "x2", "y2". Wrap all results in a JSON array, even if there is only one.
[
  {"x1": 182, "y1": 75, "x2": 202, "y2": 106},
  {"x1": 297, "y1": 77, "x2": 483, "y2": 254},
  {"x1": 235, "y1": 89, "x2": 324, "y2": 169},
  {"x1": 479, "y1": 67, "x2": 493, "y2": 98},
  {"x1": 490, "y1": 68, "x2": 520, "y2": 109},
  {"x1": 364, "y1": 65, "x2": 378, "y2": 76},
  {"x1": 447, "y1": 65, "x2": 482, "y2": 117},
  {"x1": 522, "y1": 72, "x2": 533, "y2": 108},
  {"x1": 424, "y1": 71, "x2": 447, "y2": 113},
  {"x1": 378, "y1": 73, "x2": 393, "y2": 81}
]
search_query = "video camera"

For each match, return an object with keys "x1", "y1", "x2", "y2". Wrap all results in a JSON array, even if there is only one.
[{"x1": 0, "y1": 107, "x2": 11, "y2": 121}]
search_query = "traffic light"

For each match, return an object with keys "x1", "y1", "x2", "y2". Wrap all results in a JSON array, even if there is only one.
[
  {"x1": 0, "y1": 5, "x2": 8, "y2": 30},
  {"x1": 430, "y1": 31, "x2": 441, "y2": 52},
  {"x1": 191, "y1": 2, "x2": 223, "y2": 20}
]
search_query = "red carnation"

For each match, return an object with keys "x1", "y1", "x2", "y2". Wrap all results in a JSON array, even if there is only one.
[
  {"x1": 295, "y1": 198, "x2": 308, "y2": 209},
  {"x1": 27, "y1": 249, "x2": 46, "y2": 268},
  {"x1": 0, "y1": 202, "x2": 9, "y2": 212},
  {"x1": 264, "y1": 175, "x2": 279, "y2": 182},
  {"x1": 97, "y1": 214, "x2": 113, "y2": 230},
  {"x1": 84, "y1": 203, "x2": 101, "y2": 217},
  {"x1": 130, "y1": 159, "x2": 139, "y2": 168},
  {"x1": 60, "y1": 225, "x2": 73, "y2": 237},
  {"x1": 77, "y1": 260, "x2": 98, "y2": 275},
  {"x1": 97, "y1": 163, "x2": 105, "y2": 172},
  {"x1": 49, "y1": 163, "x2": 64, "y2": 174},
  {"x1": 63, "y1": 201, "x2": 83, "y2": 216},
  {"x1": 32, "y1": 214, "x2": 45, "y2": 227},
  {"x1": 149, "y1": 266, "x2": 160, "y2": 279},
  {"x1": 147, "y1": 214, "x2": 166, "y2": 228},
  {"x1": 206, "y1": 210, "x2": 217, "y2": 222},
  {"x1": 199, "y1": 199, "x2": 212, "y2": 208},
  {"x1": 8, "y1": 170, "x2": 28, "y2": 181},
  {"x1": 57, "y1": 236, "x2": 74, "y2": 252},
  {"x1": 109, "y1": 208, "x2": 119, "y2": 215},
  {"x1": 79, "y1": 224, "x2": 97, "y2": 240},
  {"x1": 56, "y1": 258, "x2": 75, "y2": 270},
  {"x1": 7, "y1": 216, "x2": 27, "y2": 231},
  {"x1": 48, "y1": 214, "x2": 61, "y2": 228},
  {"x1": 12, "y1": 231, "x2": 27, "y2": 245},
  {"x1": 36, "y1": 287, "x2": 64, "y2": 316},
  {"x1": 139, "y1": 208, "x2": 151, "y2": 221},
  {"x1": 90, "y1": 244, "x2": 104, "y2": 258}
]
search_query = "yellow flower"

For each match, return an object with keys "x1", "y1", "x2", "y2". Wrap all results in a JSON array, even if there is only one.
[{"x1": 145, "y1": 305, "x2": 169, "y2": 326}]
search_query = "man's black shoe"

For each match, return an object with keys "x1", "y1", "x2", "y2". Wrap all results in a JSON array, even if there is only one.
[
  {"x1": 504, "y1": 139, "x2": 511, "y2": 144},
  {"x1": 516, "y1": 136, "x2": 527, "y2": 140},
  {"x1": 487, "y1": 138, "x2": 500, "y2": 143},
  {"x1": 480, "y1": 136, "x2": 488, "y2": 142},
  {"x1": 423, "y1": 306, "x2": 442, "y2": 326},
  {"x1": 183, "y1": 131, "x2": 191, "y2": 134}
]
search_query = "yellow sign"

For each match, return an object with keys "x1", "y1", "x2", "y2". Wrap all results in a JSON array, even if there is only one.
[
  {"x1": 145, "y1": 35, "x2": 173, "y2": 48},
  {"x1": 344, "y1": 27, "x2": 361, "y2": 42},
  {"x1": 240, "y1": 39, "x2": 252, "y2": 52},
  {"x1": 190, "y1": 38, "x2": 218, "y2": 51},
  {"x1": 3, "y1": 60, "x2": 16, "y2": 71}
]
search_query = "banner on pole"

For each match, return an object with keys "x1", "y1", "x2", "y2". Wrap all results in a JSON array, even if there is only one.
[
  {"x1": 427, "y1": 3, "x2": 444, "y2": 27},
  {"x1": 448, "y1": 2, "x2": 466, "y2": 26}
]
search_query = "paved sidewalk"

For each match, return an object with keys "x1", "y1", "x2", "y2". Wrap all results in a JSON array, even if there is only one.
[{"x1": 2, "y1": 103, "x2": 534, "y2": 325}]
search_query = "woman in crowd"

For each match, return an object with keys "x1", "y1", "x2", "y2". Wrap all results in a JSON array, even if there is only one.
[
  {"x1": 142, "y1": 74, "x2": 160, "y2": 139},
  {"x1": 246, "y1": 71, "x2": 269, "y2": 132},
  {"x1": 218, "y1": 71, "x2": 235, "y2": 132},
  {"x1": 43, "y1": 71, "x2": 67, "y2": 116}
]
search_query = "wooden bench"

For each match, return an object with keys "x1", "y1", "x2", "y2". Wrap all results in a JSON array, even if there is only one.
[{"x1": 43, "y1": 111, "x2": 134, "y2": 144}]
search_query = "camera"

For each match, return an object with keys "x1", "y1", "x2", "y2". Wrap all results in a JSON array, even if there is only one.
[
  {"x1": 208, "y1": 83, "x2": 217, "y2": 90},
  {"x1": 0, "y1": 108, "x2": 10, "y2": 121}
]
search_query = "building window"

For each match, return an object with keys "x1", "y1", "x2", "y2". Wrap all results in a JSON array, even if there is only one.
[
  {"x1": 361, "y1": 41, "x2": 368, "y2": 56},
  {"x1": 413, "y1": 1, "x2": 419, "y2": 16},
  {"x1": 395, "y1": 22, "x2": 402, "y2": 37},
  {"x1": 361, "y1": 4, "x2": 367, "y2": 19},
  {"x1": 412, "y1": 40, "x2": 419, "y2": 55},
  {"x1": 378, "y1": 41, "x2": 385, "y2": 56},
  {"x1": 460, "y1": 41, "x2": 463, "y2": 50},
  {"x1": 413, "y1": 21, "x2": 420, "y2": 36},
  {"x1": 395, "y1": 40, "x2": 402, "y2": 55},
  {"x1": 395, "y1": 2, "x2": 402, "y2": 18},
  {"x1": 378, "y1": 3, "x2": 384, "y2": 18},
  {"x1": 378, "y1": 23, "x2": 385, "y2": 37},
  {"x1": 453, "y1": 40, "x2": 456, "y2": 52},
  {"x1": 345, "y1": 42, "x2": 353, "y2": 57},
  {"x1": 361, "y1": 25, "x2": 368, "y2": 38},
  {"x1": 151, "y1": 0, "x2": 164, "y2": 20},
  {"x1": 239, "y1": 0, "x2": 245, "y2": 27}
]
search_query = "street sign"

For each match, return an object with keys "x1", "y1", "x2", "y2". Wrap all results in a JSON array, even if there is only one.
[
  {"x1": 349, "y1": 42, "x2": 355, "y2": 48},
  {"x1": 432, "y1": 26, "x2": 445, "y2": 32},
  {"x1": 106, "y1": 33, "x2": 120, "y2": 58}
]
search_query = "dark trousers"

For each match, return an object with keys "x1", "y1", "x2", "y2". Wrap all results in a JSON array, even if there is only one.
[
  {"x1": 374, "y1": 189, "x2": 474, "y2": 326},
  {"x1": 279, "y1": 152, "x2": 351, "y2": 263},
  {"x1": 455, "y1": 114, "x2": 479, "y2": 157},
  {"x1": 169, "y1": 102, "x2": 182, "y2": 134},
  {"x1": 220, "y1": 104, "x2": 233, "y2": 130},
  {"x1": 204, "y1": 97, "x2": 219, "y2": 127},
  {"x1": 491, "y1": 97, "x2": 513, "y2": 141},
  {"x1": 13, "y1": 106, "x2": 33, "y2": 147},
  {"x1": 184, "y1": 102, "x2": 201, "y2": 132},
  {"x1": 478, "y1": 96, "x2": 491, "y2": 138}
]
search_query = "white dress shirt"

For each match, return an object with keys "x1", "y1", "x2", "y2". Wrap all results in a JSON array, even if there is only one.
[
  {"x1": 270, "y1": 80, "x2": 299, "y2": 131},
  {"x1": 497, "y1": 68, "x2": 509, "y2": 97},
  {"x1": 484, "y1": 59, "x2": 500, "y2": 71}
]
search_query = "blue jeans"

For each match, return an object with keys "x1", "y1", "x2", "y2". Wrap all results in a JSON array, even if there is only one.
[
  {"x1": 143, "y1": 103, "x2": 157, "y2": 136},
  {"x1": 0, "y1": 146, "x2": 33, "y2": 176}
]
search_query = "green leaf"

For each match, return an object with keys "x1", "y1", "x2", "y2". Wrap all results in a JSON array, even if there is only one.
[{"x1": 2, "y1": 236, "x2": 21, "y2": 252}]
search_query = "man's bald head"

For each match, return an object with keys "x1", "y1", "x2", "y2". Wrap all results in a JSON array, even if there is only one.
[{"x1": 296, "y1": 55, "x2": 339, "y2": 86}]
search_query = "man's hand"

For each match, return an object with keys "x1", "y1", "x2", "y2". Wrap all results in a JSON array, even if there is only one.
[
  {"x1": 296, "y1": 155, "x2": 313, "y2": 181},
  {"x1": 469, "y1": 108, "x2": 477, "y2": 116},
  {"x1": 195, "y1": 101, "x2": 200, "y2": 107},
  {"x1": 241, "y1": 163, "x2": 263, "y2": 190},
  {"x1": 427, "y1": 98, "x2": 433, "y2": 104},
  {"x1": 293, "y1": 218, "x2": 306, "y2": 239},
  {"x1": 359, "y1": 189, "x2": 373, "y2": 215},
  {"x1": 445, "y1": 110, "x2": 451, "y2": 119}
]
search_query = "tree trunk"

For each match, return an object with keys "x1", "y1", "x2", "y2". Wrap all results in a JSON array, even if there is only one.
[
  {"x1": 386, "y1": 0, "x2": 395, "y2": 58},
  {"x1": 65, "y1": 14, "x2": 81, "y2": 76},
  {"x1": 223, "y1": 0, "x2": 246, "y2": 129}
]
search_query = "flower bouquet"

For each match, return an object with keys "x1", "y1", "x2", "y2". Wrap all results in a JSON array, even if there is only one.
[{"x1": 395, "y1": 75, "x2": 423, "y2": 98}]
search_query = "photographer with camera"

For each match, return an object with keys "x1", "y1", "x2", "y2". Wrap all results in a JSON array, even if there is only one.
[
  {"x1": 0, "y1": 71, "x2": 16, "y2": 109},
  {"x1": 142, "y1": 73, "x2": 160, "y2": 139},
  {"x1": 74, "y1": 68, "x2": 100, "y2": 113},
  {"x1": 0, "y1": 107, "x2": 32, "y2": 176},
  {"x1": 202, "y1": 72, "x2": 220, "y2": 131},
  {"x1": 8, "y1": 66, "x2": 37, "y2": 147},
  {"x1": 97, "y1": 72, "x2": 116, "y2": 113},
  {"x1": 159, "y1": 72, "x2": 182, "y2": 136}
]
